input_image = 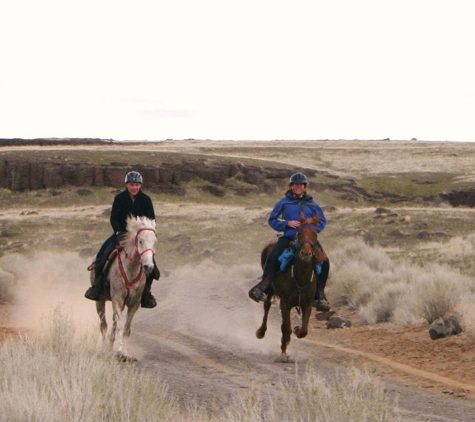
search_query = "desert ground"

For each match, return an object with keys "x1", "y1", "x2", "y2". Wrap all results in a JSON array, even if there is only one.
[{"x1": 1, "y1": 139, "x2": 475, "y2": 421}]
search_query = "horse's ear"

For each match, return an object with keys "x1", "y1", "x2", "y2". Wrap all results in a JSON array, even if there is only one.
[
  {"x1": 299, "y1": 211, "x2": 305, "y2": 221},
  {"x1": 312, "y1": 214, "x2": 320, "y2": 226}
]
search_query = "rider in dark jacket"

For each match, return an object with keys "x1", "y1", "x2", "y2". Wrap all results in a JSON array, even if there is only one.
[
  {"x1": 248, "y1": 172, "x2": 330, "y2": 311},
  {"x1": 84, "y1": 171, "x2": 159, "y2": 308}
]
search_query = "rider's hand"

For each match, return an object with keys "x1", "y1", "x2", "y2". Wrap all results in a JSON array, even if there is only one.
[{"x1": 287, "y1": 220, "x2": 301, "y2": 228}]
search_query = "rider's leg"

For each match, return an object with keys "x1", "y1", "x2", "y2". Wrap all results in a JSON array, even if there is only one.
[
  {"x1": 141, "y1": 259, "x2": 159, "y2": 308},
  {"x1": 249, "y1": 237, "x2": 290, "y2": 302},
  {"x1": 85, "y1": 234, "x2": 116, "y2": 301},
  {"x1": 141, "y1": 275, "x2": 157, "y2": 308},
  {"x1": 313, "y1": 259, "x2": 330, "y2": 311}
]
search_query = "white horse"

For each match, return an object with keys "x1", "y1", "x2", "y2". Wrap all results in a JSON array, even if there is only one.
[{"x1": 90, "y1": 216, "x2": 157, "y2": 359}]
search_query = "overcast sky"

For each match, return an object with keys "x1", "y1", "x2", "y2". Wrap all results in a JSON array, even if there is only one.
[{"x1": 1, "y1": 1, "x2": 474, "y2": 142}]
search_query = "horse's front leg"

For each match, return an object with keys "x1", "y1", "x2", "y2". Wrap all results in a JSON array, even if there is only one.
[
  {"x1": 124, "y1": 302, "x2": 140, "y2": 338},
  {"x1": 115, "y1": 301, "x2": 141, "y2": 361},
  {"x1": 277, "y1": 304, "x2": 292, "y2": 362},
  {"x1": 256, "y1": 294, "x2": 272, "y2": 339},
  {"x1": 294, "y1": 304, "x2": 312, "y2": 338}
]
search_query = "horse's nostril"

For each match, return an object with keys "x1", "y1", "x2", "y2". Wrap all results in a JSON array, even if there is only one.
[{"x1": 299, "y1": 251, "x2": 313, "y2": 260}]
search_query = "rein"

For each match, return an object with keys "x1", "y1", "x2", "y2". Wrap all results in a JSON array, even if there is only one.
[
  {"x1": 290, "y1": 264, "x2": 315, "y2": 314},
  {"x1": 291, "y1": 221, "x2": 318, "y2": 313}
]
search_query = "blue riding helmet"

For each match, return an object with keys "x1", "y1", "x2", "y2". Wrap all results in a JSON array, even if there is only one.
[
  {"x1": 289, "y1": 172, "x2": 308, "y2": 185},
  {"x1": 125, "y1": 171, "x2": 143, "y2": 184}
]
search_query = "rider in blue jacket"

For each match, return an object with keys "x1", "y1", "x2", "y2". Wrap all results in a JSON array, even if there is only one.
[{"x1": 248, "y1": 172, "x2": 330, "y2": 311}]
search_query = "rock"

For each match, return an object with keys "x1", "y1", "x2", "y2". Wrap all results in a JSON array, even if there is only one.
[
  {"x1": 429, "y1": 314, "x2": 463, "y2": 340},
  {"x1": 440, "y1": 189, "x2": 475, "y2": 207},
  {"x1": 201, "y1": 184, "x2": 226, "y2": 197},
  {"x1": 326, "y1": 315, "x2": 352, "y2": 329}
]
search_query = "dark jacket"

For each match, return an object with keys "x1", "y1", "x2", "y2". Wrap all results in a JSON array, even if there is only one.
[
  {"x1": 268, "y1": 191, "x2": 326, "y2": 240},
  {"x1": 110, "y1": 189, "x2": 156, "y2": 233}
]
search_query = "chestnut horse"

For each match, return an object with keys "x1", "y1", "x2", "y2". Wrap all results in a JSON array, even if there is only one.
[{"x1": 256, "y1": 212, "x2": 319, "y2": 361}]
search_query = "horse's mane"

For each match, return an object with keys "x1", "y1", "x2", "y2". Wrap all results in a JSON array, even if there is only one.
[{"x1": 120, "y1": 216, "x2": 157, "y2": 246}]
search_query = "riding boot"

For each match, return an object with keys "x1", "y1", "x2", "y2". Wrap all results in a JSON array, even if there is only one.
[
  {"x1": 248, "y1": 273, "x2": 272, "y2": 303},
  {"x1": 85, "y1": 270, "x2": 104, "y2": 301},
  {"x1": 313, "y1": 260, "x2": 330, "y2": 311},
  {"x1": 141, "y1": 274, "x2": 157, "y2": 308}
]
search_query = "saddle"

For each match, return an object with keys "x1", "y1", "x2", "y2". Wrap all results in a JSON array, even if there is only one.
[{"x1": 277, "y1": 240, "x2": 328, "y2": 273}]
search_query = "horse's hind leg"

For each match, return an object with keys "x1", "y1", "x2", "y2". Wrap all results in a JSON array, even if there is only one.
[
  {"x1": 256, "y1": 295, "x2": 272, "y2": 339},
  {"x1": 96, "y1": 301, "x2": 108, "y2": 344}
]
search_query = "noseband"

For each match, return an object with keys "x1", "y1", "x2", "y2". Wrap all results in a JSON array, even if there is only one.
[{"x1": 297, "y1": 223, "x2": 317, "y2": 251}]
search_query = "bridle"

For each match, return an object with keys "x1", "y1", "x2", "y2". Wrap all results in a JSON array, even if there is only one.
[
  {"x1": 291, "y1": 221, "x2": 318, "y2": 312},
  {"x1": 296, "y1": 222, "x2": 317, "y2": 260},
  {"x1": 117, "y1": 227, "x2": 156, "y2": 289}
]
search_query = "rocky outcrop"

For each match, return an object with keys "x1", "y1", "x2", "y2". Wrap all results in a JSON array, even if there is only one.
[
  {"x1": 0, "y1": 154, "x2": 300, "y2": 194},
  {"x1": 440, "y1": 190, "x2": 475, "y2": 207},
  {"x1": 1, "y1": 139, "x2": 473, "y2": 205},
  {"x1": 0, "y1": 139, "x2": 368, "y2": 199}
]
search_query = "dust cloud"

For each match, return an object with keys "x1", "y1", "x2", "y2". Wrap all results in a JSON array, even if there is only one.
[
  {"x1": 0, "y1": 251, "x2": 98, "y2": 333},
  {"x1": 135, "y1": 260, "x2": 284, "y2": 355},
  {"x1": 1, "y1": 252, "x2": 284, "y2": 355}
]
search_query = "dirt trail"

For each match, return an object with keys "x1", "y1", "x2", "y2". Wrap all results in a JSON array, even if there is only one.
[
  {"x1": 104, "y1": 264, "x2": 475, "y2": 422},
  {"x1": 128, "y1": 293, "x2": 475, "y2": 422}
]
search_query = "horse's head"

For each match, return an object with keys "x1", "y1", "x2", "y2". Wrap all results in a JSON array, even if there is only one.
[
  {"x1": 125, "y1": 216, "x2": 157, "y2": 275},
  {"x1": 296, "y1": 211, "x2": 319, "y2": 262}
]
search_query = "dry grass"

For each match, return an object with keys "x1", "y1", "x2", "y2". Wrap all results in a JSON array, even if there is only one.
[
  {"x1": 328, "y1": 237, "x2": 475, "y2": 329},
  {"x1": 0, "y1": 308, "x2": 400, "y2": 422}
]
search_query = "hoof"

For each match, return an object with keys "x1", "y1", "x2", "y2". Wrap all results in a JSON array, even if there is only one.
[
  {"x1": 274, "y1": 353, "x2": 291, "y2": 363},
  {"x1": 294, "y1": 327, "x2": 308, "y2": 338},
  {"x1": 256, "y1": 329, "x2": 265, "y2": 339}
]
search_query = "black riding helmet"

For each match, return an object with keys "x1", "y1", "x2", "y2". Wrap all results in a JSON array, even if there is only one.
[
  {"x1": 125, "y1": 171, "x2": 143, "y2": 184},
  {"x1": 289, "y1": 172, "x2": 308, "y2": 185}
]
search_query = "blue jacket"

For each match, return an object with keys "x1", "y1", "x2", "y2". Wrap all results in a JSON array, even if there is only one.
[{"x1": 268, "y1": 191, "x2": 326, "y2": 240}]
